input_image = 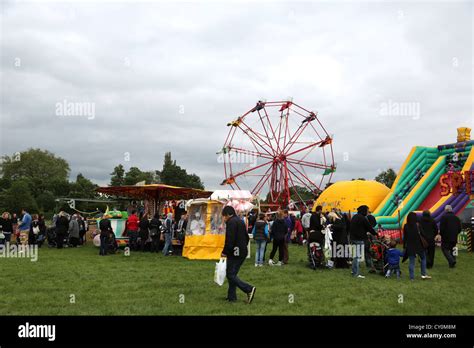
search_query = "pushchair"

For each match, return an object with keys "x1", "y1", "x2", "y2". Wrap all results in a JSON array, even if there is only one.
[
  {"x1": 107, "y1": 232, "x2": 118, "y2": 254},
  {"x1": 308, "y1": 242, "x2": 325, "y2": 270},
  {"x1": 368, "y1": 234, "x2": 389, "y2": 275},
  {"x1": 46, "y1": 227, "x2": 57, "y2": 247}
]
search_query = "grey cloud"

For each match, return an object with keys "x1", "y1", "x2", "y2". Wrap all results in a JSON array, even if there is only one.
[{"x1": 1, "y1": 1, "x2": 472, "y2": 195}]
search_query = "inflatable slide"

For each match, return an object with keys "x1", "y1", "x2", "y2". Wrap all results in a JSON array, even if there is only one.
[{"x1": 374, "y1": 136, "x2": 474, "y2": 230}]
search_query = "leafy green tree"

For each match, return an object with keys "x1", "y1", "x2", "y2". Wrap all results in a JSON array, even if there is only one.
[
  {"x1": 36, "y1": 191, "x2": 56, "y2": 212},
  {"x1": 123, "y1": 167, "x2": 157, "y2": 185},
  {"x1": 375, "y1": 168, "x2": 397, "y2": 188},
  {"x1": 69, "y1": 173, "x2": 98, "y2": 198},
  {"x1": 0, "y1": 149, "x2": 70, "y2": 198},
  {"x1": 160, "y1": 152, "x2": 204, "y2": 189},
  {"x1": 110, "y1": 164, "x2": 125, "y2": 186},
  {"x1": 0, "y1": 180, "x2": 38, "y2": 213}
]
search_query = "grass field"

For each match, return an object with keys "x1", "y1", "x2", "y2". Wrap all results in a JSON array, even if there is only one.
[{"x1": 0, "y1": 241, "x2": 473, "y2": 315}]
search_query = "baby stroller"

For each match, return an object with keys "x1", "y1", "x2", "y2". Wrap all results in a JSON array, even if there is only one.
[
  {"x1": 107, "y1": 232, "x2": 118, "y2": 254},
  {"x1": 46, "y1": 227, "x2": 57, "y2": 248},
  {"x1": 368, "y1": 234, "x2": 389, "y2": 275},
  {"x1": 308, "y1": 242, "x2": 325, "y2": 270}
]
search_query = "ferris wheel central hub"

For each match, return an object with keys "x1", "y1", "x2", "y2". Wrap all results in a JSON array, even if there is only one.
[{"x1": 274, "y1": 154, "x2": 286, "y2": 163}]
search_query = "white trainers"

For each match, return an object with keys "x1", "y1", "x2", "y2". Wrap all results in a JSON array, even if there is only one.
[
  {"x1": 276, "y1": 261, "x2": 282, "y2": 266},
  {"x1": 357, "y1": 275, "x2": 365, "y2": 279},
  {"x1": 421, "y1": 275, "x2": 432, "y2": 280},
  {"x1": 258, "y1": 264, "x2": 263, "y2": 267},
  {"x1": 255, "y1": 263, "x2": 259, "y2": 267},
  {"x1": 268, "y1": 259, "x2": 275, "y2": 266}
]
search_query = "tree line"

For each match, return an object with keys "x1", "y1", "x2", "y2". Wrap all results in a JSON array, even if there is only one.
[{"x1": 0, "y1": 149, "x2": 204, "y2": 215}]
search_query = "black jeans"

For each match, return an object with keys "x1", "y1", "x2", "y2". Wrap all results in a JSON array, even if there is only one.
[
  {"x1": 441, "y1": 241, "x2": 457, "y2": 266},
  {"x1": 426, "y1": 241, "x2": 435, "y2": 268},
  {"x1": 226, "y1": 257, "x2": 253, "y2": 301},
  {"x1": 70, "y1": 237, "x2": 79, "y2": 247},
  {"x1": 56, "y1": 233, "x2": 64, "y2": 249},
  {"x1": 151, "y1": 235, "x2": 160, "y2": 252},
  {"x1": 128, "y1": 230, "x2": 138, "y2": 250},
  {"x1": 100, "y1": 235, "x2": 108, "y2": 255},
  {"x1": 269, "y1": 239, "x2": 285, "y2": 262},
  {"x1": 79, "y1": 230, "x2": 86, "y2": 245}
]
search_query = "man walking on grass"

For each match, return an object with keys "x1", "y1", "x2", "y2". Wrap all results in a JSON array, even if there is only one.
[
  {"x1": 438, "y1": 205, "x2": 462, "y2": 268},
  {"x1": 221, "y1": 206, "x2": 256, "y2": 304}
]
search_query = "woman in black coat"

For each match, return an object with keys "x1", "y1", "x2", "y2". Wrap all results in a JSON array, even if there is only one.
[
  {"x1": 419, "y1": 210, "x2": 438, "y2": 269},
  {"x1": 268, "y1": 211, "x2": 287, "y2": 265},
  {"x1": 403, "y1": 212, "x2": 431, "y2": 280},
  {"x1": 329, "y1": 211, "x2": 349, "y2": 268},
  {"x1": 55, "y1": 212, "x2": 69, "y2": 249}
]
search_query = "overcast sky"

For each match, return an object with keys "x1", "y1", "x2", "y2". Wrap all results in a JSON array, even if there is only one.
[{"x1": 0, "y1": 0, "x2": 472, "y2": 192}]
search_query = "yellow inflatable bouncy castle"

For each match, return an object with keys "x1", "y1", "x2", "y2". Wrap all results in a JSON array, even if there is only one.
[{"x1": 313, "y1": 180, "x2": 390, "y2": 213}]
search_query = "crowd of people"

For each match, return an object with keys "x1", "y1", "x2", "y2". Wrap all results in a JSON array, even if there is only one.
[
  {"x1": 0, "y1": 202, "x2": 464, "y2": 284},
  {"x1": 0, "y1": 209, "x2": 89, "y2": 248},
  {"x1": 245, "y1": 204, "x2": 463, "y2": 281},
  {"x1": 97, "y1": 210, "x2": 188, "y2": 256}
]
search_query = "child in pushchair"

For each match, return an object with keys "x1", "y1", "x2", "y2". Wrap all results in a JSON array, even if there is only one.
[
  {"x1": 367, "y1": 234, "x2": 390, "y2": 275},
  {"x1": 308, "y1": 242, "x2": 325, "y2": 270}
]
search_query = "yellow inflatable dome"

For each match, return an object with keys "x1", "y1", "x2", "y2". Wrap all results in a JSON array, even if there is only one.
[{"x1": 313, "y1": 180, "x2": 390, "y2": 213}]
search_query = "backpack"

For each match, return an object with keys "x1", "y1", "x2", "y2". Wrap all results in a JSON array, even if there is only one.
[{"x1": 99, "y1": 219, "x2": 111, "y2": 232}]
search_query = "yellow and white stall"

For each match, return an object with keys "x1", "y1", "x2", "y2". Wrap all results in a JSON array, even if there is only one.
[{"x1": 182, "y1": 199, "x2": 226, "y2": 260}]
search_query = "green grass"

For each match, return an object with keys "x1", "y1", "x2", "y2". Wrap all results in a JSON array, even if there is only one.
[{"x1": 0, "y1": 242, "x2": 473, "y2": 315}]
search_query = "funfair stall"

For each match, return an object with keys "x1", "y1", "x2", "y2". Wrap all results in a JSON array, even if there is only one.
[{"x1": 182, "y1": 190, "x2": 255, "y2": 260}]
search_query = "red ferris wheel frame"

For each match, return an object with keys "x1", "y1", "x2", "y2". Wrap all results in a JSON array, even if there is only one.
[{"x1": 220, "y1": 100, "x2": 336, "y2": 208}]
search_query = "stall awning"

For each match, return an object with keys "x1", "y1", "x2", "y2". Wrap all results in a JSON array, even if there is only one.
[{"x1": 96, "y1": 184, "x2": 213, "y2": 201}]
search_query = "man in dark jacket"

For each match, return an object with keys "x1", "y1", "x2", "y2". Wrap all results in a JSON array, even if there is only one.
[
  {"x1": 308, "y1": 206, "x2": 324, "y2": 245},
  {"x1": 55, "y1": 212, "x2": 69, "y2": 249},
  {"x1": 99, "y1": 215, "x2": 113, "y2": 256},
  {"x1": 419, "y1": 210, "x2": 438, "y2": 268},
  {"x1": 221, "y1": 206, "x2": 256, "y2": 304},
  {"x1": 268, "y1": 212, "x2": 287, "y2": 265},
  {"x1": 349, "y1": 205, "x2": 377, "y2": 278},
  {"x1": 438, "y1": 205, "x2": 462, "y2": 268}
]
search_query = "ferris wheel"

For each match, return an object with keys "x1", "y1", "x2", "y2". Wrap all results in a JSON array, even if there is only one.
[{"x1": 219, "y1": 100, "x2": 336, "y2": 208}]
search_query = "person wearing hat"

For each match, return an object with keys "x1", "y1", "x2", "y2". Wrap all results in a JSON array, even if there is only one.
[
  {"x1": 349, "y1": 205, "x2": 378, "y2": 278},
  {"x1": 438, "y1": 205, "x2": 462, "y2": 268}
]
